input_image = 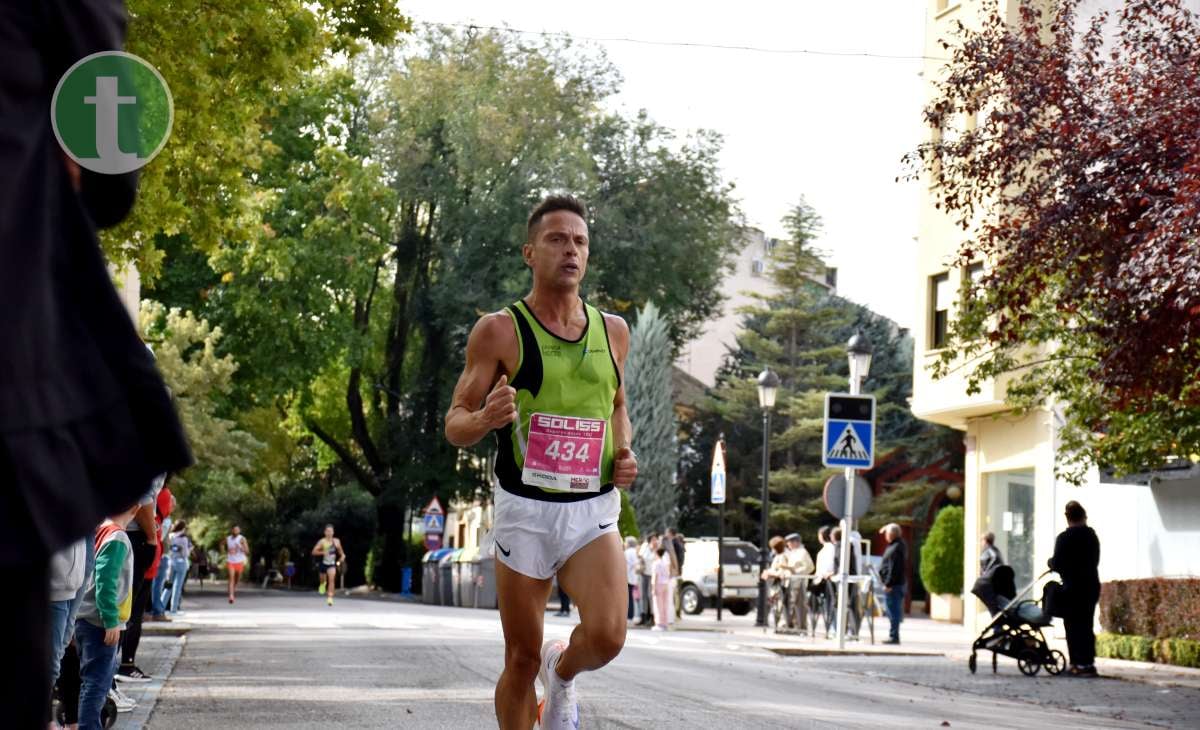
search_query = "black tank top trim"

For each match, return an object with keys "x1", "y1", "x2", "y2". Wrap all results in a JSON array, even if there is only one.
[{"x1": 494, "y1": 303, "x2": 609, "y2": 503}]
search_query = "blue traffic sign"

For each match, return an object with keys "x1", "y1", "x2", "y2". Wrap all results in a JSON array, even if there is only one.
[
  {"x1": 822, "y1": 393, "x2": 875, "y2": 468},
  {"x1": 423, "y1": 513, "x2": 445, "y2": 534}
]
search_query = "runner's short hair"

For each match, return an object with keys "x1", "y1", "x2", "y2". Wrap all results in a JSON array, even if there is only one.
[{"x1": 527, "y1": 194, "x2": 587, "y2": 241}]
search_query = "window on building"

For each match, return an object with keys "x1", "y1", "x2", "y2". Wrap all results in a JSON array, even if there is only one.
[
  {"x1": 964, "y1": 261, "x2": 985, "y2": 301},
  {"x1": 751, "y1": 259, "x2": 765, "y2": 276},
  {"x1": 930, "y1": 273, "x2": 950, "y2": 349},
  {"x1": 984, "y1": 471, "x2": 1036, "y2": 588}
]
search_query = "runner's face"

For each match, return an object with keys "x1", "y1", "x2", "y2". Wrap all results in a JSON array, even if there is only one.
[
  {"x1": 525, "y1": 211, "x2": 588, "y2": 290},
  {"x1": 325, "y1": 527, "x2": 334, "y2": 539}
]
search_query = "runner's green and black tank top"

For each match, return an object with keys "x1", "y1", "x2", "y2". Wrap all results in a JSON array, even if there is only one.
[{"x1": 495, "y1": 299, "x2": 620, "y2": 502}]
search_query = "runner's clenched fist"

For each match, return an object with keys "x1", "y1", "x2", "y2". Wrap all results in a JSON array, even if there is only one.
[
  {"x1": 613, "y1": 446, "x2": 638, "y2": 488},
  {"x1": 480, "y1": 374, "x2": 518, "y2": 429}
]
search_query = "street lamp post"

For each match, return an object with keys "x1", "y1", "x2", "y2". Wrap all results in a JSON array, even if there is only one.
[
  {"x1": 835, "y1": 331, "x2": 873, "y2": 649},
  {"x1": 755, "y1": 367, "x2": 780, "y2": 628}
]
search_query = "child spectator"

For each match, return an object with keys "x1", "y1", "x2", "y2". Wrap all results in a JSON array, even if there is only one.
[
  {"x1": 652, "y1": 547, "x2": 671, "y2": 631},
  {"x1": 75, "y1": 504, "x2": 139, "y2": 730}
]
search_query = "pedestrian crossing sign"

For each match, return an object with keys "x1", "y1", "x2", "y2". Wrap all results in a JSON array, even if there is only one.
[{"x1": 822, "y1": 393, "x2": 875, "y2": 468}]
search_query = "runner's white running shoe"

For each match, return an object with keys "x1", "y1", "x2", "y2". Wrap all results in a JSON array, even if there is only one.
[{"x1": 538, "y1": 640, "x2": 579, "y2": 730}]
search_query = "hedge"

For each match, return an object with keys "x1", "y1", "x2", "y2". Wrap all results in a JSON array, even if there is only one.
[
  {"x1": 1096, "y1": 632, "x2": 1200, "y2": 669},
  {"x1": 1099, "y1": 578, "x2": 1200, "y2": 641}
]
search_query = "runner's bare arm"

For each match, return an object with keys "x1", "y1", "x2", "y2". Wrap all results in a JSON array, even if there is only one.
[
  {"x1": 311, "y1": 540, "x2": 324, "y2": 557},
  {"x1": 445, "y1": 313, "x2": 519, "y2": 447},
  {"x1": 605, "y1": 314, "x2": 638, "y2": 488}
]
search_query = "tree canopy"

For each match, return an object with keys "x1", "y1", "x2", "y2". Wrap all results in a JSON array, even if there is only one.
[{"x1": 906, "y1": 0, "x2": 1200, "y2": 479}]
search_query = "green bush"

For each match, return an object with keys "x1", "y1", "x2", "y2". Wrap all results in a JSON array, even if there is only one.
[
  {"x1": 1158, "y1": 638, "x2": 1200, "y2": 668},
  {"x1": 919, "y1": 505, "x2": 963, "y2": 595},
  {"x1": 1096, "y1": 632, "x2": 1200, "y2": 668}
]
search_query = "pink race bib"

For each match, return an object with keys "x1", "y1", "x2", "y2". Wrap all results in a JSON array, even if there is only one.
[{"x1": 522, "y1": 413, "x2": 606, "y2": 492}]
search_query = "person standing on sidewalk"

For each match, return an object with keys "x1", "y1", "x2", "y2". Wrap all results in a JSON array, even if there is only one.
[
  {"x1": 48, "y1": 537, "x2": 89, "y2": 714},
  {"x1": 979, "y1": 532, "x2": 1003, "y2": 575},
  {"x1": 0, "y1": 2, "x2": 193, "y2": 725},
  {"x1": 115, "y1": 475, "x2": 166, "y2": 684},
  {"x1": 623, "y1": 536, "x2": 639, "y2": 621},
  {"x1": 76, "y1": 505, "x2": 138, "y2": 730},
  {"x1": 637, "y1": 534, "x2": 658, "y2": 626},
  {"x1": 225, "y1": 525, "x2": 250, "y2": 604},
  {"x1": 167, "y1": 521, "x2": 192, "y2": 614},
  {"x1": 1048, "y1": 501, "x2": 1101, "y2": 677},
  {"x1": 651, "y1": 547, "x2": 672, "y2": 631},
  {"x1": 147, "y1": 489, "x2": 175, "y2": 622},
  {"x1": 878, "y1": 523, "x2": 907, "y2": 645},
  {"x1": 444, "y1": 195, "x2": 639, "y2": 730}
]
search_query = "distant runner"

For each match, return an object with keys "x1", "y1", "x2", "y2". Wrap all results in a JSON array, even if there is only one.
[
  {"x1": 224, "y1": 525, "x2": 249, "y2": 604},
  {"x1": 311, "y1": 524, "x2": 345, "y2": 607},
  {"x1": 446, "y1": 195, "x2": 638, "y2": 730}
]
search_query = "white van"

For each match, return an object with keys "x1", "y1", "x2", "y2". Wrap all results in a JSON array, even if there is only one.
[{"x1": 678, "y1": 537, "x2": 761, "y2": 616}]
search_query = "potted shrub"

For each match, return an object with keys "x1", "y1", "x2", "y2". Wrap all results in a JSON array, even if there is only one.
[{"x1": 920, "y1": 505, "x2": 964, "y2": 622}]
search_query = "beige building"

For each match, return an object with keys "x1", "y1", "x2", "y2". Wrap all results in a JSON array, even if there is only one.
[
  {"x1": 912, "y1": 0, "x2": 1200, "y2": 635},
  {"x1": 676, "y1": 227, "x2": 836, "y2": 387}
]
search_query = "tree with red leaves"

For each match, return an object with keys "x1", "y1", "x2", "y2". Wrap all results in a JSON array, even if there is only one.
[{"x1": 906, "y1": 0, "x2": 1200, "y2": 480}]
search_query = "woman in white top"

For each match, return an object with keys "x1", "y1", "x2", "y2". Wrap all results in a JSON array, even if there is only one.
[
  {"x1": 651, "y1": 547, "x2": 672, "y2": 631},
  {"x1": 224, "y1": 525, "x2": 250, "y2": 604}
]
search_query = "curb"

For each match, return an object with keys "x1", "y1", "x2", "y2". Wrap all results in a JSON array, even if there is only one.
[{"x1": 112, "y1": 634, "x2": 186, "y2": 730}]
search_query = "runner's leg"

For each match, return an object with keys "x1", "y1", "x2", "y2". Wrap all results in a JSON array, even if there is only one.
[
  {"x1": 494, "y1": 559, "x2": 552, "y2": 730},
  {"x1": 554, "y1": 532, "x2": 626, "y2": 681}
]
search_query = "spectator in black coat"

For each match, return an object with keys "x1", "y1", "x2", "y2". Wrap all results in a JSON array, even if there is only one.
[
  {"x1": 1048, "y1": 501, "x2": 1101, "y2": 677},
  {"x1": 979, "y1": 532, "x2": 1004, "y2": 576},
  {"x1": 878, "y1": 523, "x2": 907, "y2": 644},
  {"x1": 1, "y1": 2, "x2": 192, "y2": 724}
]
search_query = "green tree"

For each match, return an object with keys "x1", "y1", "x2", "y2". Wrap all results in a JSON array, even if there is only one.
[
  {"x1": 626, "y1": 302, "x2": 679, "y2": 533},
  {"x1": 158, "y1": 29, "x2": 741, "y2": 589},
  {"x1": 678, "y1": 201, "x2": 961, "y2": 542},
  {"x1": 109, "y1": 1, "x2": 409, "y2": 276}
]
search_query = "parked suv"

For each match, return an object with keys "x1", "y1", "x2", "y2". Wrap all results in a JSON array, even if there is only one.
[{"x1": 678, "y1": 538, "x2": 761, "y2": 616}]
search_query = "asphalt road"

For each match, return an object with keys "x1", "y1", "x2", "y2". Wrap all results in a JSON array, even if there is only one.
[{"x1": 147, "y1": 587, "x2": 1190, "y2": 729}]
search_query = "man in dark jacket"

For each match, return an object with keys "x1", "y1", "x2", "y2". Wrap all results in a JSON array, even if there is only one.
[
  {"x1": 878, "y1": 523, "x2": 907, "y2": 644},
  {"x1": 1, "y1": 2, "x2": 192, "y2": 725},
  {"x1": 1048, "y1": 501, "x2": 1101, "y2": 677}
]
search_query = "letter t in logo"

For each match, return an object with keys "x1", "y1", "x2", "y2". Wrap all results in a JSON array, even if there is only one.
[{"x1": 83, "y1": 76, "x2": 138, "y2": 168}]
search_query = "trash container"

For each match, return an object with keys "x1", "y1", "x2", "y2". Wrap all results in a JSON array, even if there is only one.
[
  {"x1": 439, "y1": 549, "x2": 461, "y2": 606},
  {"x1": 475, "y1": 554, "x2": 497, "y2": 609},
  {"x1": 421, "y1": 550, "x2": 435, "y2": 604},
  {"x1": 423, "y1": 549, "x2": 451, "y2": 605},
  {"x1": 456, "y1": 547, "x2": 479, "y2": 608}
]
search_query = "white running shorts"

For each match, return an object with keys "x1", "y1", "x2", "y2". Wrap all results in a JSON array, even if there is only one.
[{"x1": 487, "y1": 487, "x2": 621, "y2": 580}]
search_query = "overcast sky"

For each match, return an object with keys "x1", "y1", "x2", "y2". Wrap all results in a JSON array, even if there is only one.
[{"x1": 401, "y1": 0, "x2": 929, "y2": 329}]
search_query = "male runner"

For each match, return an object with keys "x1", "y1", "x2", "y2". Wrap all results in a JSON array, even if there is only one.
[{"x1": 445, "y1": 195, "x2": 638, "y2": 730}]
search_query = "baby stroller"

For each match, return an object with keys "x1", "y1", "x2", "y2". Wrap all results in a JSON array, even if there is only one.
[{"x1": 968, "y1": 568, "x2": 1066, "y2": 676}]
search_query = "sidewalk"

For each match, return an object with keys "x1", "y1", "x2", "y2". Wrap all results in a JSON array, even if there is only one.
[
  {"x1": 111, "y1": 633, "x2": 186, "y2": 729},
  {"x1": 663, "y1": 608, "x2": 1200, "y2": 690}
]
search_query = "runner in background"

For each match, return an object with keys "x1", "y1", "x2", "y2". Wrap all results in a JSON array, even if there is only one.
[
  {"x1": 224, "y1": 526, "x2": 249, "y2": 604},
  {"x1": 311, "y1": 525, "x2": 345, "y2": 607}
]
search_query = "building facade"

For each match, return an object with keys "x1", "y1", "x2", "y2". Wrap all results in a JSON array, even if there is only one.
[{"x1": 911, "y1": 0, "x2": 1200, "y2": 635}]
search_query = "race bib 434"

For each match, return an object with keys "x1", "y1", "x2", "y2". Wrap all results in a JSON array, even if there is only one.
[{"x1": 522, "y1": 413, "x2": 606, "y2": 492}]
